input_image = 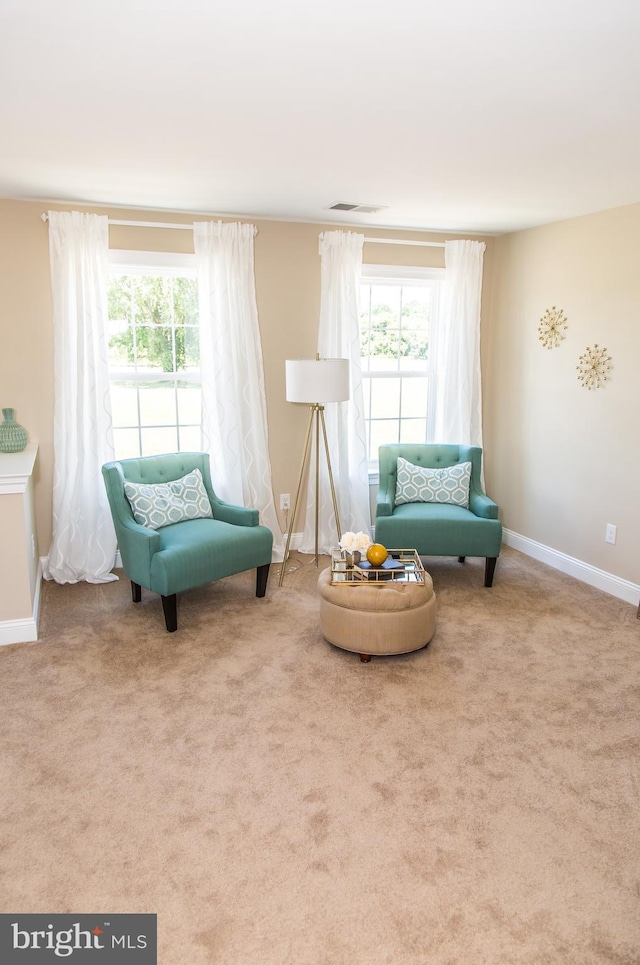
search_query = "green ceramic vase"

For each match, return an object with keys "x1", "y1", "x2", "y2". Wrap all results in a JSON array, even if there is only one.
[{"x1": 0, "y1": 408, "x2": 28, "y2": 453}]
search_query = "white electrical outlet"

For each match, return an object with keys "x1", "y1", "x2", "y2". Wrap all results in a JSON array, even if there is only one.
[
  {"x1": 280, "y1": 493, "x2": 290, "y2": 511},
  {"x1": 605, "y1": 523, "x2": 617, "y2": 544}
]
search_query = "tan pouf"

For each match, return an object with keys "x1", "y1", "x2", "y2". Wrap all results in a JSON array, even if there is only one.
[{"x1": 317, "y1": 566, "x2": 436, "y2": 661}]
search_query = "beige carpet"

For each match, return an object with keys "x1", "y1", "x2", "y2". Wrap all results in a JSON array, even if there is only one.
[{"x1": 1, "y1": 547, "x2": 639, "y2": 964}]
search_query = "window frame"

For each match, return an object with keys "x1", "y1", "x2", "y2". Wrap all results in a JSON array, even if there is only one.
[
  {"x1": 107, "y1": 249, "x2": 201, "y2": 460},
  {"x1": 360, "y1": 264, "x2": 445, "y2": 478}
]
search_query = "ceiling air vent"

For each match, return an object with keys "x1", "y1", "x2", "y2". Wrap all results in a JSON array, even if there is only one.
[{"x1": 328, "y1": 202, "x2": 387, "y2": 214}]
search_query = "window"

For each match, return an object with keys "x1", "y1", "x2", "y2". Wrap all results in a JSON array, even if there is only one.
[
  {"x1": 360, "y1": 265, "x2": 443, "y2": 470},
  {"x1": 107, "y1": 251, "x2": 201, "y2": 460}
]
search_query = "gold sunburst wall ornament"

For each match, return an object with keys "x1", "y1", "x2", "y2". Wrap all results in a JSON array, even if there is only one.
[
  {"x1": 538, "y1": 306, "x2": 568, "y2": 349},
  {"x1": 576, "y1": 344, "x2": 612, "y2": 390}
]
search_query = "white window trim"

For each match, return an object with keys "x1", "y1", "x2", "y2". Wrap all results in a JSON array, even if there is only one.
[
  {"x1": 360, "y1": 265, "x2": 444, "y2": 480},
  {"x1": 107, "y1": 250, "x2": 201, "y2": 459},
  {"x1": 108, "y1": 249, "x2": 196, "y2": 276},
  {"x1": 108, "y1": 252, "x2": 199, "y2": 385},
  {"x1": 362, "y1": 264, "x2": 445, "y2": 284}
]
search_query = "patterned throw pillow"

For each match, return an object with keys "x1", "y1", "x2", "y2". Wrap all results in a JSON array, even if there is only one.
[
  {"x1": 395, "y1": 457, "x2": 472, "y2": 508},
  {"x1": 124, "y1": 468, "x2": 213, "y2": 530}
]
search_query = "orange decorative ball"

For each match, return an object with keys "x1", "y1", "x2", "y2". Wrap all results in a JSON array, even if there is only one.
[{"x1": 366, "y1": 543, "x2": 388, "y2": 567}]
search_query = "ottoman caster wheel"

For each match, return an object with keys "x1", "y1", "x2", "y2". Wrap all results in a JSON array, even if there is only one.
[{"x1": 359, "y1": 653, "x2": 372, "y2": 663}]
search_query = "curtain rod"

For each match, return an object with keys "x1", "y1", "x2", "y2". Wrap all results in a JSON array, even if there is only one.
[
  {"x1": 364, "y1": 236, "x2": 445, "y2": 248},
  {"x1": 41, "y1": 213, "x2": 193, "y2": 230},
  {"x1": 39, "y1": 214, "x2": 445, "y2": 245}
]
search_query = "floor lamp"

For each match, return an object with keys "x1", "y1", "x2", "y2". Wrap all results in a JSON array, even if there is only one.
[{"x1": 279, "y1": 357, "x2": 350, "y2": 586}]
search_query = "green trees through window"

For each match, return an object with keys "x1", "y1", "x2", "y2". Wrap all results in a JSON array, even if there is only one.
[
  {"x1": 108, "y1": 275, "x2": 199, "y2": 373},
  {"x1": 107, "y1": 271, "x2": 201, "y2": 459},
  {"x1": 360, "y1": 296, "x2": 429, "y2": 362},
  {"x1": 359, "y1": 279, "x2": 438, "y2": 467},
  {"x1": 106, "y1": 264, "x2": 439, "y2": 465}
]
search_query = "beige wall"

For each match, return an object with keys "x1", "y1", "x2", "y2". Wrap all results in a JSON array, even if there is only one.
[
  {"x1": 0, "y1": 199, "x2": 491, "y2": 563},
  {"x1": 485, "y1": 202, "x2": 640, "y2": 585},
  {"x1": 2, "y1": 196, "x2": 637, "y2": 593}
]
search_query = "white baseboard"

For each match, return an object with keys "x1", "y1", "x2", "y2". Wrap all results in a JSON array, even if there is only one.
[
  {"x1": 0, "y1": 558, "x2": 42, "y2": 646},
  {"x1": 503, "y1": 529, "x2": 640, "y2": 606},
  {"x1": 0, "y1": 616, "x2": 39, "y2": 646}
]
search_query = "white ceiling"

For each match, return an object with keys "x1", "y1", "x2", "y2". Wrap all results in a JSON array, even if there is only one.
[{"x1": 2, "y1": 0, "x2": 640, "y2": 235}]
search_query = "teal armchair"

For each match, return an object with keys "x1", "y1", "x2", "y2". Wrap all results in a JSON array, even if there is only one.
[
  {"x1": 375, "y1": 444, "x2": 502, "y2": 587},
  {"x1": 102, "y1": 452, "x2": 273, "y2": 631}
]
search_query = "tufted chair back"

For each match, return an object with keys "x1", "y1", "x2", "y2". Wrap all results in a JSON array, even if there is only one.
[
  {"x1": 378, "y1": 444, "x2": 484, "y2": 498},
  {"x1": 375, "y1": 443, "x2": 501, "y2": 587},
  {"x1": 101, "y1": 451, "x2": 272, "y2": 631}
]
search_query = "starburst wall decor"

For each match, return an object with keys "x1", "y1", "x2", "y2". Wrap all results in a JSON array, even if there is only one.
[
  {"x1": 576, "y1": 344, "x2": 612, "y2": 390},
  {"x1": 538, "y1": 306, "x2": 568, "y2": 349}
]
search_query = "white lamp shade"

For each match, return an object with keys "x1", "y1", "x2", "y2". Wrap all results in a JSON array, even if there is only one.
[{"x1": 285, "y1": 358, "x2": 350, "y2": 404}]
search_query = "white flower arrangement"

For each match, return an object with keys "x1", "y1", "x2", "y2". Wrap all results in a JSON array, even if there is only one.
[{"x1": 339, "y1": 531, "x2": 372, "y2": 553}]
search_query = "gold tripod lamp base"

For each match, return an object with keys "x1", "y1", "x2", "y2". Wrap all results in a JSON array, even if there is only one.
[
  {"x1": 278, "y1": 358, "x2": 350, "y2": 587},
  {"x1": 279, "y1": 404, "x2": 342, "y2": 586}
]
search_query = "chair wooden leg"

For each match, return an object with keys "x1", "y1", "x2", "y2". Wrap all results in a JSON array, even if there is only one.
[
  {"x1": 161, "y1": 594, "x2": 178, "y2": 632},
  {"x1": 256, "y1": 563, "x2": 270, "y2": 598},
  {"x1": 131, "y1": 581, "x2": 142, "y2": 603},
  {"x1": 484, "y1": 557, "x2": 497, "y2": 587},
  {"x1": 458, "y1": 556, "x2": 466, "y2": 563}
]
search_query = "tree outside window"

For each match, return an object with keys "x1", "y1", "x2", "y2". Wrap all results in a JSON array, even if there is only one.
[
  {"x1": 107, "y1": 265, "x2": 201, "y2": 459},
  {"x1": 360, "y1": 270, "x2": 441, "y2": 468}
]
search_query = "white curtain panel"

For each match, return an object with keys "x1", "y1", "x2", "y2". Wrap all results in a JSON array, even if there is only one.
[
  {"x1": 432, "y1": 239, "x2": 486, "y2": 447},
  {"x1": 44, "y1": 211, "x2": 118, "y2": 584},
  {"x1": 193, "y1": 220, "x2": 282, "y2": 559},
  {"x1": 300, "y1": 230, "x2": 372, "y2": 554}
]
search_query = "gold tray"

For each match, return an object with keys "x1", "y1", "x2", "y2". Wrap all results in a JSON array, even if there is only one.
[{"x1": 330, "y1": 548, "x2": 425, "y2": 585}]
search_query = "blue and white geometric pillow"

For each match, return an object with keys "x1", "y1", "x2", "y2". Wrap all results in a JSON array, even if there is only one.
[
  {"x1": 395, "y1": 457, "x2": 472, "y2": 508},
  {"x1": 124, "y1": 468, "x2": 213, "y2": 530}
]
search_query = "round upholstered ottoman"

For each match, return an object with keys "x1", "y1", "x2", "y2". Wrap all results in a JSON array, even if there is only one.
[{"x1": 317, "y1": 567, "x2": 436, "y2": 661}]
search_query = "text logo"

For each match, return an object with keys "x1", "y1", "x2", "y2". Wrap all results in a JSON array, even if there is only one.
[{"x1": 0, "y1": 915, "x2": 157, "y2": 963}]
